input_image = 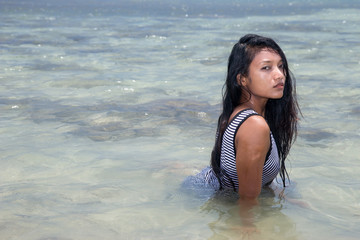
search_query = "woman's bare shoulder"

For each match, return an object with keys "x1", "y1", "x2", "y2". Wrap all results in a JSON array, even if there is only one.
[
  {"x1": 236, "y1": 115, "x2": 270, "y2": 145},
  {"x1": 243, "y1": 114, "x2": 269, "y2": 133}
]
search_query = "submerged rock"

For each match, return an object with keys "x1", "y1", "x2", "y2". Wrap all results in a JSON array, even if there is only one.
[{"x1": 299, "y1": 128, "x2": 336, "y2": 142}]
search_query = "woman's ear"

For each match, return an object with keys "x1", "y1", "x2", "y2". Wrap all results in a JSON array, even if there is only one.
[
  {"x1": 236, "y1": 74, "x2": 246, "y2": 86},
  {"x1": 236, "y1": 74, "x2": 241, "y2": 85}
]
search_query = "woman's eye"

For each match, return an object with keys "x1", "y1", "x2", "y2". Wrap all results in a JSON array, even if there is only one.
[
  {"x1": 278, "y1": 64, "x2": 284, "y2": 69},
  {"x1": 262, "y1": 66, "x2": 270, "y2": 70}
]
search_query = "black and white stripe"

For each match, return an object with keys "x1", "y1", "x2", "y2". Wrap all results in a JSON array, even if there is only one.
[{"x1": 217, "y1": 109, "x2": 280, "y2": 190}]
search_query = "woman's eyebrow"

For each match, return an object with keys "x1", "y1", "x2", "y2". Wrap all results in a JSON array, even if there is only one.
[{"x1": 259, "y1": 59, "x2": 283, "y2": 64}]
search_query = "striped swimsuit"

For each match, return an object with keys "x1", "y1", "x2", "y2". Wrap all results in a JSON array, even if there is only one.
[{"x1": 205, "y1": 109, "x2": 280, "y2": 190}]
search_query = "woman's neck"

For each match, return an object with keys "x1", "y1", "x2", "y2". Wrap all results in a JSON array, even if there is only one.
[{"x1": 238, "y1": 99, "x2": 267, "y2": 117}]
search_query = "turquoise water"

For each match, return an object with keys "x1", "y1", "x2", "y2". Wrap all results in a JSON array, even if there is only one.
[{"x1": 1, "y1": 0, "x2": 360, "y2": 239}]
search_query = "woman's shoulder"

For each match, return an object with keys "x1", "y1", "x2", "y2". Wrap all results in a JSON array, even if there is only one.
[
  {"x1": 235, "y1": 114, "x2": 270, "y2": 148},
  {"x1": 229, "y1": 108, "x2": 270, "y2": 137},
  {"x1": 243, "y1": 114, "x2": 269, "y2": 131},
  {"x1": 236, "y1": 111, "x2": 270, "y2": 137}
]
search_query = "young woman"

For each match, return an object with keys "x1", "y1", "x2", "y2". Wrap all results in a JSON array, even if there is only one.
[{"x1": 203, "y1": 34, "x2": 300, "y2": 201}]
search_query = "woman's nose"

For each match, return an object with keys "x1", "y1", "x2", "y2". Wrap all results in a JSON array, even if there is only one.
[{"x1": 274, "y1": 67, "x2": 285, "y2": 80}]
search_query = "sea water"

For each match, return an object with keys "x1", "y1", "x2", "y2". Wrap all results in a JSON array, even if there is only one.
[{"x1": 0, "y1": 0, "x2": 359, "y2": 239}]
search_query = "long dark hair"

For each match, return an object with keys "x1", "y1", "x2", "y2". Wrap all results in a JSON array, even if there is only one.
[{"x1": 210, "y1": 34, "x2": 300, "y2": 188}]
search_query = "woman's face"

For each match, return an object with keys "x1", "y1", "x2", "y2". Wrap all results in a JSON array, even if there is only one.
[{"x1": 243, "y1": 48, "x2": 285, "y2": 100}]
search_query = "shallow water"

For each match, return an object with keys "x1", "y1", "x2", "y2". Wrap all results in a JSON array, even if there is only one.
[{"x1": 1, "y1": 0, "x2": 360, "y2": 239}]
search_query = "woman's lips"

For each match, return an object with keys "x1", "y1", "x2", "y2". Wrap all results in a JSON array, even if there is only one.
[{"x1": 274, "y1": 82, "x2": 284, "y2": 88}]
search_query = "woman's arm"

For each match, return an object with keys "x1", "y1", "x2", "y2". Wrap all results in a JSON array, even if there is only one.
[
  {"x1": 236, "y1": 115, "x2": 270, "y2": 198},
  {"x1": 235, "y1": 115, "x2": 270, "y2": 227}
]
